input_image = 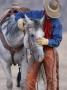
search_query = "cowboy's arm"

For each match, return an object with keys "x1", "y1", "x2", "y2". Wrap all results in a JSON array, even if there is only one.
[
  {"x1": 37, "y1": 19, "x2": 62, "y2": 47},
  {"x1": 48, "y1": 19, "x2": 62, "y2": 47}
]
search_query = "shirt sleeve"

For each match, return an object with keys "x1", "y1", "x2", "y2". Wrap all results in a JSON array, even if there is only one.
[
  {"x1": 15, "y1": 10, "x2": 44, "y2": 21},
  {"x1": 48, "y1": 19, "x2": 63, "y2": 47},
  {"x1": 15, "y1": 12, "x2": 25, "y2": 21}
]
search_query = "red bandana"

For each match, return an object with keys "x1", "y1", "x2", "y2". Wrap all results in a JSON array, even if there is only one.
[{"x1": 43, "y1": 16, "x2": 53, "y2": 39}]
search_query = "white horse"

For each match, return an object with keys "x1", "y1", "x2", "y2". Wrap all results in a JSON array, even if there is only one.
[{"x1": 0, "y1": 14, "x2": 44, "y2": 90}]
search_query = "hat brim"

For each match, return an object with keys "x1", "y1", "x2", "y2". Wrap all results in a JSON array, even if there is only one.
[{"x1": 44, "y1": 0, "x2": 61, "y2": 18}]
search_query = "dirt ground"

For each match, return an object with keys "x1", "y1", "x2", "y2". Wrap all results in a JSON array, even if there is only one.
[{"x1": 0, "y1": 32, "x2": 67, "y2": 90}]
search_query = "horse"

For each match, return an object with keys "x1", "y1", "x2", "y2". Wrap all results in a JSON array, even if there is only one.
[{"x1": 0, "y1": 13, "x2": 45, "y2": 90}]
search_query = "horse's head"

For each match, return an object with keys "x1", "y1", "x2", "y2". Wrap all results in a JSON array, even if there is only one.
[
  {"x1": 24, "y1": 15, "x2": 45, "y2": 62},
  {"x1": 2, "y1": 15, "x2": 25, "y2": 47}
]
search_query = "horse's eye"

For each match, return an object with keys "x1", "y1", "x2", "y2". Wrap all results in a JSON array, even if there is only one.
[{"x1": 31, "y1": 34, "x2": 34, "y2": 37}]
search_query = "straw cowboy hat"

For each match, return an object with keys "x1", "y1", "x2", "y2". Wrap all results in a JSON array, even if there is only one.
[{"x1": 44, "y1": 0, "x2": 61, "y2": 18}]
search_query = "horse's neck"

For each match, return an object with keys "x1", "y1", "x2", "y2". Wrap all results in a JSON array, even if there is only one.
[
  {"x1": 1, "y1": 17, "x2": 24, "y2": 48},
  {"x1": 2, "y1": 30, "x2": 24, "y2": 48}
]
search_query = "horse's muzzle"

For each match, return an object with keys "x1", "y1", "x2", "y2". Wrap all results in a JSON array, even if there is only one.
[{"x1": 31, "y1": 45, "x2": 44, "y2": 62}]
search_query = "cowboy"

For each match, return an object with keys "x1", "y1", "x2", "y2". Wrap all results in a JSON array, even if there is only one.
[{"x1": 16, "y1": 0, "x2": 62, "y2": 90}]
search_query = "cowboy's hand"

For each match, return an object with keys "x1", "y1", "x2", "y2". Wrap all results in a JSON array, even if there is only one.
[
  {"x1": 36, "y1": 37, "x2": 49, "y2": 45},
  {"x1": 17, "y1": 18, "x2": 25, "y2": 31}
]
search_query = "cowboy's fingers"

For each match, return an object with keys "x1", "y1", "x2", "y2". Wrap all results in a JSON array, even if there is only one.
[
  {"x1": 37, "y1": 40, "x2": 43, "y2": 44},
  {"x1": 38, "y1": 37, "x2": 46, "y2": 40},
  {"x1": 37, "y1": 39, "x2": 45, "y2": 43},
  {"x1": 37, "y1": 38, "x2": 43, "y2": 41},
  {"x1": 37, "y1": 41, "x2": 44, "y2": 45},
  {"x1": 36, "y1": 39, "x2": 42, "y2": 43}
]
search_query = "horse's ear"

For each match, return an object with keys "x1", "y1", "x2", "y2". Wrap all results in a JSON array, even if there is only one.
[
  {"x1": 40, "y1": 16, "x2": 45, "y2": 24},
  {"x1": 25, "y1": 14, "x2": 33, "y2": 24}
]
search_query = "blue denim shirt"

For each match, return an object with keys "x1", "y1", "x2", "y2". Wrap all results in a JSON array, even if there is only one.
[
  {"x1": 15, "y1": 10, "x2": 44, "y2": 20},
  {"x1": 48, "y1": 18, "x2": 62, "y2": 47},
  {"x1": 15, "y1": 10, "x2": 62, "y2": 47}
]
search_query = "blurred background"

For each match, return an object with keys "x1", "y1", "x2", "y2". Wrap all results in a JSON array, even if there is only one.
[{"x1": 0, "y1": 0, "x2": 67, "y2": 90}]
